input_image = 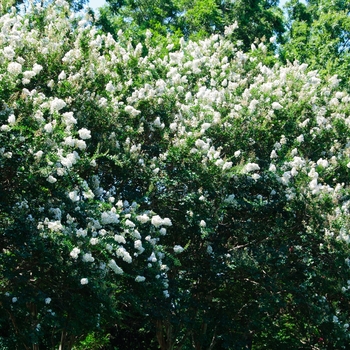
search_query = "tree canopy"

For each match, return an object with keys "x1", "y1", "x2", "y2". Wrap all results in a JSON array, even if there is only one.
[
  {"x1": 98, "y1": 0, "x2": 285, "y2": 50},
  {"x1": 1, "y1": 1, "x2": 350, "y2": 349},
  {"x1": 281, "y1": 0, "x2": 350, "y2": 90}
]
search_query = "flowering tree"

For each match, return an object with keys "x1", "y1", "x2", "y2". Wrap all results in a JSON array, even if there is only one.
[
  {"x1": 1, "y1": 2, "x2": 350, "y2": 349},
  {"x1": 0, "y1": 3, "x2": 172, "y2": 349}
]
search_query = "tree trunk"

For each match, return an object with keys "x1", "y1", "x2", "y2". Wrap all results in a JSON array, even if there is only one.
[{"x1": 156, "y1": 320, "x2": 175, "y2": 350}]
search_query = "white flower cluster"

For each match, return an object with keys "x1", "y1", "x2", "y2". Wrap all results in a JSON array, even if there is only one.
[{"x1": 151, "y1": 215, "x2": 172, "y2": 228}]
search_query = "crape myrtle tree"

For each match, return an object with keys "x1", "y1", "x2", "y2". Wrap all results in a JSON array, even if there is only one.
[
  {"x1": 97, "y1": 0, "x2": 285, "y2": 50},
  {"x1": 0, "y1": 3, "x2": 172, "y2": 349},
  {"x1": 1, "y1": 1, "x2": 350, "y2": 349},
  {"x1": 281, "y1": 0, "x2": 350, "y2": 90}
]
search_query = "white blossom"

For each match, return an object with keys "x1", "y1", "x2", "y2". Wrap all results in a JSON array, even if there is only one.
[
  {"x1": 296, "y1": 134, "x2": 304, "y2": 143},
  {"x1": 116, "y1": 247, "x2": 132, "y2": 263},
  {"x1": 135, "y1": 275, "x2": 146, "y2": 282},
  {"x1": 50, "y1": 98, "x2": 66, "y2": 113},
  {"x1": 151, "y1": 215, "x2": 163, "y2": 228},
  {"x1": 76, "y1": 140, "x2": 87, "y2": 150},
  {"x1": 4, "y1": 46, "x2": 15, "y2": 60},
  {"x1": 58, "y1": 71, "x2": 66, "y2": 80},
  {"x1": 134, "y1": 240, "x2": 145, "y2": 253},
  {"x1": 108, "y1": 259, "x2": 123, "y2": 274},
  {"x1": 244, "y1": 163, "x2": 260, "y2": 173},
  {"x1": 70, "y1": 247, "x2": 80, "y2": 259},
  {"x1": 224, "y1": 194, "x2": 236, "y2": 203},
  {"x1": 173, "y1": 245, "x2": 184, "y2": 253},
  {"x1": 270, "y1": 150, "x2": 278, "y2": 159},
  {"x1": 7, "y1": 114, "x2": 15, "y2": 124},
  {"x1": 162, "y1": 217, "x2": 172, "y2": 226},
  {"x1": 90, "y1": 238, "x2": 99, "y2": 245},
  {"x1": 7, "y1": 62, "x2": 22, "y2": 75},
  {"x1": 60, "y1": 152, "x2": 79, "y2": 168},
  {"x1": 68, "y1": 191, "x2": 80, "y2": 202},
  {"x1": 32, "y1": 64, "x2": 43, "y2": 74},
  {"x1": 222, "y1": 161, "x2": 233, "y2": 170},
  {"x1": 125, "y1": 105, "x2": 141, "y2": 116},
  {"x1": 125, "y1": 219, "x2": 135, "y2": 228},
  {"x1": 290, "y1": 157, "x2": 305, "y2": 169},
  {"x1": 47, "y1": 175, "x2": 57, "y2": 183},
  {"x1": 78, "y1": 128, "x2": 91, "y2": 140},
  {"x1": 136, "y1": 214, "x2": 150, "y2": 224},
  {"x1": 114, "y1": 234, "x2": 126, "y2": 244},
  {"x1": 82, "y1": 253, "x2": 94, "y2": 262},
  {"x1": 47, "y1": 220, "x2": 62, "y2": 231},
  {"x1": 44, "y1": 123, "x2": 53, "y2": 133},
  {"x1": 147, "y1": 252, "x2": 156, "y2": 262},
  {"x1": 76, "y1": 228, "x2": 87, "y2": 237},
  {"x1": 317, "y1": 158, "x2": 329, "y2": 168},
  {"x1": 64, "y1": 136, "x2": 76, "y2": 147},
  {"x1": 272, "y1": 102, "x2": 283, "y2": 110},
  {"x1": 62, "y1": 112, "x2": 77, "y2": 126},
  {"x1": 101, "y1": 210, "x2": 120, "y2": 224},
  {"x1": 106, "y1": 81, "x2": 115, "y2": 92},
  {"x1": 34, "y1": 150, "x2": 43, "y2": 160}
]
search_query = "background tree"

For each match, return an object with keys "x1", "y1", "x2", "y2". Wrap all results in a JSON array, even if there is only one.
[
  {"x1": 97, "y1": 0, "x2": 285, "y2": 50},
  {"x1": 281, "y1": 0, "x2": 350, "y2": 90}
]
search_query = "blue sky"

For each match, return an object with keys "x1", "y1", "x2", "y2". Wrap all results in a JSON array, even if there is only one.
[
  {"x1": 89, "y1": 0, "x2": 105, "y2": 10},
  {"x1": 89, "y1": 0, "x2": 291, "y2": 11}
]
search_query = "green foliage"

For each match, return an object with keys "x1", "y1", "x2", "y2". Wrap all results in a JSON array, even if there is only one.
[
  {"x1": 97, "y1": 0, "x2": 285, "y2": 51},
  {"x1": 2, "y1": 2, "x2": 350, "y2": 350},
  {"x1": 281, "y1": 0, "x2": 350, "y2": 90},
  {"x1": 73, "y1": 332, "x2": 111, "y2": 350}
]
